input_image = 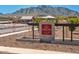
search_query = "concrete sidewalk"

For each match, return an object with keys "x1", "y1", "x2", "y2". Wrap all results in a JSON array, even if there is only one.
[
  {"x1": 0, "y1": 46, "x2": 72, "y2": 54},
  {"x1": 0, "y1": 28, "x2": 38, "y2": 37}
]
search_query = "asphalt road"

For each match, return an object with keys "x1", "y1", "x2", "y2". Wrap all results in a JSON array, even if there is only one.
[{"x1": 0, "y1": 24, "x2": 31, "y2": 34}]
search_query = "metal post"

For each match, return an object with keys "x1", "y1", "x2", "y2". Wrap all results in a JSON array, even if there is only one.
[
  {"x1": 71, "y1": 30, "x2": 73, "y2": 42},
  {"x1": 62, "y1": 26, "x2": 65, "y2": 41},
  {"x1": 32, "y1": 25, "x2": 34, "y2": 39}
]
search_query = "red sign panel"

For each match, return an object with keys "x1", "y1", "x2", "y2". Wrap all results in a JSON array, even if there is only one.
[{"x1": 41, "y1": 24, "x2": 52, "y2": 35}]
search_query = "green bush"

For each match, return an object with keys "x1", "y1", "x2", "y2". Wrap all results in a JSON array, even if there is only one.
[
  {"x1": 67, "y1": 16, "x2": 79, "y2": 31},
  {"x1": 55, "y1": 16, "x2": 66, "y2": 23},
  {"x1": 33, "y1": 17, "x2": 41, "y2": 23},
  {"x1": 34, "y1": 17, "x2": 55, "y2": 23}
]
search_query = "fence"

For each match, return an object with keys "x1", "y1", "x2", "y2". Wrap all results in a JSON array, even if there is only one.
[{"x1": 27, "y1": 22, "x2": 79, "y2": 42}]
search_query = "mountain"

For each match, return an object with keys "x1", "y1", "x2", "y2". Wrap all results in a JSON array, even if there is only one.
[
  {"x1": 0, "y1": 13, "x2": 3, "y2": 15},
  {"x1": 12, "y1": 5, "x2": 79, "y2": 16}
]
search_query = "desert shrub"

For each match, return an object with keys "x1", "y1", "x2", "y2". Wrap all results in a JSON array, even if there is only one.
[
  {"x1": 67, "y1": 16, "x2": 79, "y2": 31},
  {"x1": 55, "y1": 16, "x2": 66, "y2": 23}
]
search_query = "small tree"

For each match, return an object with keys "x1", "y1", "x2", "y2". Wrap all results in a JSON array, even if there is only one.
[
  {"x1": 55, "y1": 16, "x2": 65, "y2": 23},
  {"x1": 33, "y1": 17, "x2": 41, "y2": 23},
  {"x1": 33, "y1": 17, "x2": 42, "y2": 30},
  {"x1": 67, "y1": 16, "x2": 79, "y2": 31},
  {"x1": 66, "y1": 16, "x2": 79, "y2": 41},
  {"x1": 34, "y1": 17, "x2": 55, "y2": 31}
]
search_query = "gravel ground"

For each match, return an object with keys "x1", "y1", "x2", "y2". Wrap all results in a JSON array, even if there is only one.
[
  {"x1": 0, "y1": 25, "x2": 79, "y2": 54},
  {"x1": 15, "y1": 30, "x2": 79, "y2": 53},
  {"x1": 0, "y1": 30, "x2": 79, "y2": 54}
]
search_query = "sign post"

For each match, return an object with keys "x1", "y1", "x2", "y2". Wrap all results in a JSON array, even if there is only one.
[{"x1": 39, "y1": 22, "x2": 55, "y2": 43}]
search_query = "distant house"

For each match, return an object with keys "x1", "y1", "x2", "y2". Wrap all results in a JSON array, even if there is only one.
[
  {"x1": 39, "y1": 15, "x2": 55, "y2": 19},
  {"x1": 18, "y1": 16, "x2": 34, "y2": 23},
  {"x1": 38, "y1": 15, "x2": 55, "y2": 22}
]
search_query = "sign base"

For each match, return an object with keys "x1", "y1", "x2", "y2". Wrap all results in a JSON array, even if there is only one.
[
  {"x1": 39, "y1": 22, "x2": 55, "y2": 43},
  {"x1": 40, "y1": 37, "x2": 54, "y2": 43}
]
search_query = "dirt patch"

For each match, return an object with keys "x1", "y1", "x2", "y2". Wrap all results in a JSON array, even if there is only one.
[{"x1": 0, "y1": 30, "x2": 79, "y2": 54}]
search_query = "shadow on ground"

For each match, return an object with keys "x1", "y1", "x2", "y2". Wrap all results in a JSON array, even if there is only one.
[{"x1": 16, "y1": 36, "x2": 79, "y2": 46}]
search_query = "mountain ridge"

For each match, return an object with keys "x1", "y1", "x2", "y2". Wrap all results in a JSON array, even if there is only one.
[{"x1": 12, "y1": 5, "x2": 79, "y2": 16}]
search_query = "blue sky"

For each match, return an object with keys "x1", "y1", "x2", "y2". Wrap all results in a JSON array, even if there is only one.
[{"x1": 0, "y1": 5, "x2": 79, "y2": 14}]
